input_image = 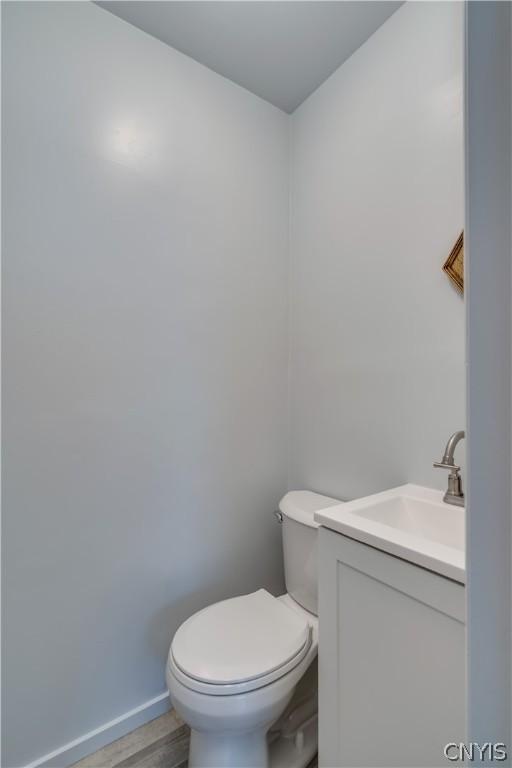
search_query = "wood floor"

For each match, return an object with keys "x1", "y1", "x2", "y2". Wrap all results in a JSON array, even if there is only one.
[
  {"x1": 72, "y1": 711, "x2": 190, "y2": 768},
  {"x1": 72, "y1": 709, "x2": 318, "y2": 768}
]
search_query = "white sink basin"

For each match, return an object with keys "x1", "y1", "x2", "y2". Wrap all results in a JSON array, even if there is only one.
[{"x1": 314, "y1": 484, "x2": 465, "y2": 583}]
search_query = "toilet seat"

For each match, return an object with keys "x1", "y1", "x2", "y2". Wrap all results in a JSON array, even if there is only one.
[{"x1": 169, "y1": 589, "x2": 313, "y2": 696}]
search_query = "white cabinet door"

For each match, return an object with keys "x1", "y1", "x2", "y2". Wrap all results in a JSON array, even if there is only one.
[{"x1": 318, "y1": 527, "x2": 465, "y2": 768}]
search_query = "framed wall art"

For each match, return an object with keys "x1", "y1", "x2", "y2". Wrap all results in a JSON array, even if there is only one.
[{"x1": 443, "y1": 232, "x2": 464, "y2": 293}]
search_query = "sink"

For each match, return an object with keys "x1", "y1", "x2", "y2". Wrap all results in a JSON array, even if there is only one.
[
  {"x1": 356, "y1": 495, "x2": 464, "y2": 550},
  {"x1": 314, "y1": 484, "x2": 465, "y2": 583}
]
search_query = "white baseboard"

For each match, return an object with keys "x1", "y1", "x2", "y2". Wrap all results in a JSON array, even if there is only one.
[{"x1": 23, "y1": 692, "x2": 171, "y2": 768}]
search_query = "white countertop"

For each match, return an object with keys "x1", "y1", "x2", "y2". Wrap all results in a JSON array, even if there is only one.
[{"x1": 314, "y1": 483, "x2": 465, "y2": 584}]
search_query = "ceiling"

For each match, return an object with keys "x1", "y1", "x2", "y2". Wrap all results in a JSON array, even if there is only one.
[{"x1": 97, "y1": 1, "x2": 402, "y2": 113}]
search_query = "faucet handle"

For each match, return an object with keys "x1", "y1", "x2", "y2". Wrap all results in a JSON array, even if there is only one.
[{"x1": 433, "y1": 461, "x2": 460, "y2": 472}]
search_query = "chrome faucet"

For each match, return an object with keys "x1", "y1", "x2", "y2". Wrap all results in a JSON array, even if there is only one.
[{"x1": 433, "y1": 430, "x2": 465, "y2": 506}]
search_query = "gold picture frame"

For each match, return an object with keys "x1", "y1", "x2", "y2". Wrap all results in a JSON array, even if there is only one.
[{"x1": 443, "y1": 232, "x2": 464, "y2": 293}]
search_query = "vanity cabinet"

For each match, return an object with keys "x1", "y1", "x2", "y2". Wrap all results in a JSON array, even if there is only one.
[{"x1": 318, "y1": 527, "x2": 465, "y2": 768}]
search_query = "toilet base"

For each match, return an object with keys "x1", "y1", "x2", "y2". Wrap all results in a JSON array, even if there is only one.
[
  {"x1": 188, "y1": 714, "x2": 317, "y2": 768},
  {"x1": 269, "y1": 715, "x2": 317, "y2": 768},
  {"x1": 189, "y1": 727, "x2": 268, "y2": 768}
]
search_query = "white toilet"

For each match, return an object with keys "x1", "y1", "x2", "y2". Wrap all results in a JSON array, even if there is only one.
[{"x1": 166, "y1": 490, "x2": 341, "y2": 768}]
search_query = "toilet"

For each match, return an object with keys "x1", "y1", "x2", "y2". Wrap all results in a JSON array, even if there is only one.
[{"x1": 166, "y1": 490, "x2": 341, "y2": 768}]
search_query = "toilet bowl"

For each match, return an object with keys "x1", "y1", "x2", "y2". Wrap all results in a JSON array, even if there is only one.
[{"x1": 166, "y1": 490, "x2": 341, "y2": 768}]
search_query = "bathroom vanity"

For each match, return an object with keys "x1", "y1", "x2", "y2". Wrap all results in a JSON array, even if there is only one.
[{"x1": 315, "y1": 485, "x2": 465, "y2": 768}]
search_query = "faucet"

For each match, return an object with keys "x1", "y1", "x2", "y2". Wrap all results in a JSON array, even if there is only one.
[{"x1": 433, "y1": 430, "x2": 465, "y2": 506}]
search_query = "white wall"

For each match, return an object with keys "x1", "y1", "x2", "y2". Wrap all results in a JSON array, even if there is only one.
[
  {"x1": 3, "y1": 2, "x2": 467, "y2": 765},
  {"x1": 2, "y1": 3, "x2": 288, "y2": 765},
  {"x1": 289, "y1": 2, "x2": 465, "y2": 501}
]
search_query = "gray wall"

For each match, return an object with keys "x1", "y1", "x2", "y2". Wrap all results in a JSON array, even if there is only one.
[
  {"x1": 289, "y1": 2, "x2": 465, "y2": 501},
  {"x1": 2, "y1": 3, "x2": 288, "y2": 765},
  {"x1": 465, "y1": 0, "x2": 511, "y2": 747}
]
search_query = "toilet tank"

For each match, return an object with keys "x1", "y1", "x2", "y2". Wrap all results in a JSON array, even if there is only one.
[{"x1": 279, "y1": 490, "x2": 342, "y2": 616}]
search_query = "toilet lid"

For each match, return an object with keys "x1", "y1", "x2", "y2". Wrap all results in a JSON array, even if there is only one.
[{"x1": 171, "y1": 589, "x2": 311, "y2": 686}]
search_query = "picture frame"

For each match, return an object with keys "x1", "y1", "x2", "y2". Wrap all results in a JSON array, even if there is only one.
[{"x1": 443, "y1": 232, "x2": 464, "y2": 293}]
